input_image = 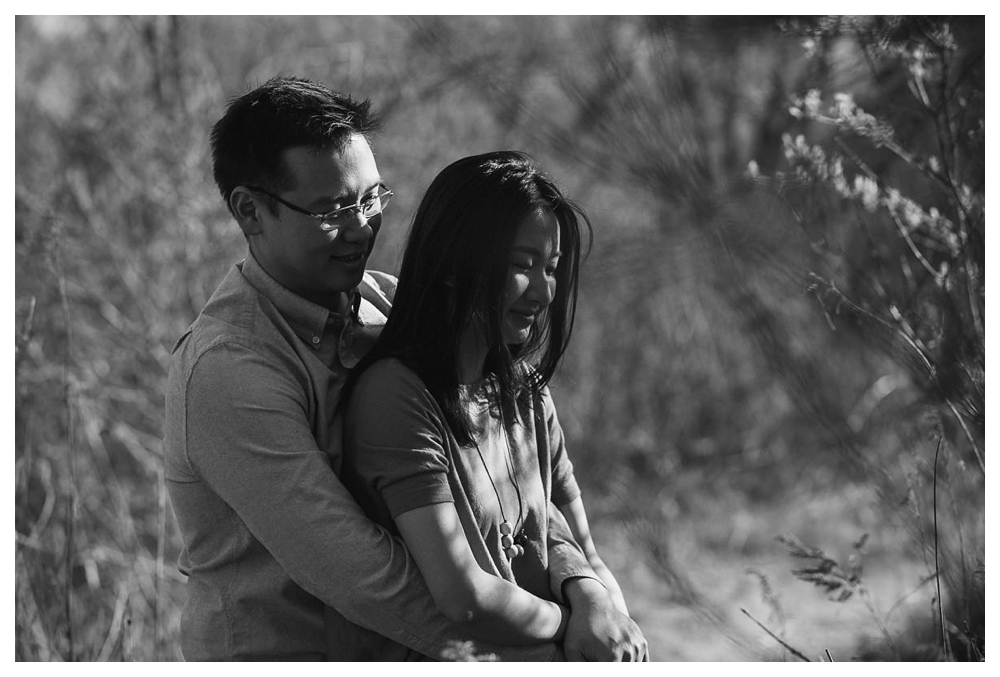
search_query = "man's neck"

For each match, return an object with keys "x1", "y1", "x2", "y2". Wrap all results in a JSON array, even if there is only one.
[
  {"x1": 301, "y1": 289, "x2": 353, "y2": 316},
  {"x1": 246, "y1": 248, "x2": 356, "y2": 315}
]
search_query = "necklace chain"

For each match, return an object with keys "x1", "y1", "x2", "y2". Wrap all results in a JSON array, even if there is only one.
[{"x1": 472, "y1": 406, "x2": 525, "y2": 560}]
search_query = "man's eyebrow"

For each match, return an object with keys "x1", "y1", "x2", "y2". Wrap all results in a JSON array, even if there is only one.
[{"x1": 316, "y1": 181, "x2": 383, "y2": 208}]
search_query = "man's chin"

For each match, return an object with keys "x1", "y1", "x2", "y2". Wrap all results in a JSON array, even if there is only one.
[{"x1": 328, "y1": 258, "x2": 368, "y2": 286}]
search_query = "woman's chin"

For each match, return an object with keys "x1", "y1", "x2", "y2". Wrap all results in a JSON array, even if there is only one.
[{"x1": 503, "y1": 327, "x2": 532, "y2": 346}]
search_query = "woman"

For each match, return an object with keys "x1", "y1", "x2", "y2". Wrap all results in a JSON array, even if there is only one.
[{"x1": 332, "y1": 151, "x2": 642, "y2": 659}]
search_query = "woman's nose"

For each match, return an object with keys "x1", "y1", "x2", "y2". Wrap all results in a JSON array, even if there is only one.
[{"x1": 527, "y1": 271, "x2": 556, "y2": 305}]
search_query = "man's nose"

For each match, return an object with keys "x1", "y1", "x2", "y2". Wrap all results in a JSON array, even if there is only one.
[{"x1": 337, "y1": 211, "x2": 373, "y2": 242}]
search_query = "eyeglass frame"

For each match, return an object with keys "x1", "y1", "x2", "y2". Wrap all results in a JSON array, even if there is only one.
[{"x1": 246, "y1": 184, "x2": 393, "y2": 231}]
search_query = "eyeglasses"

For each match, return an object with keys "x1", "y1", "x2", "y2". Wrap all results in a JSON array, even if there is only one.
[{"x1": 247, "y1": 184, "x2": 393, "y2": 232}]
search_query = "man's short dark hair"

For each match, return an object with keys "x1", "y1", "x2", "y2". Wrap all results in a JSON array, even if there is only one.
[{"x1": 211, "y1": 75, "x2": 381, "y2": 217}]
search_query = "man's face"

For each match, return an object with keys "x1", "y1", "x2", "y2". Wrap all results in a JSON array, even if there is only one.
[{"x1": 249, "y1": 135, "x2": 383, "y2": 309}]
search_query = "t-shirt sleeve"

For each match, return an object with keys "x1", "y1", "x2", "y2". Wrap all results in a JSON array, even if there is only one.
[
  {"x1": 540, "y1": 387, "x2": 581, "y2": 507},
  {"x1": 344, "y1": 359, "x2": 454, "y2": 520}
]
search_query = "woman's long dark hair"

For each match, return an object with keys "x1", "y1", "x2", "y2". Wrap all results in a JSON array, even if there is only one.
[{"x1": 344, "y1": 150, "x2": 592, "y2": 445}]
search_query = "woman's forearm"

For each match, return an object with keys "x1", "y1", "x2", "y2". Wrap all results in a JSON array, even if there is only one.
[
  {"x1": 394, "y1": 503, "x2": 568, "y2": 646},
  {"x1": 447, "y1": 569, "x2": 569, "y2": 645}
]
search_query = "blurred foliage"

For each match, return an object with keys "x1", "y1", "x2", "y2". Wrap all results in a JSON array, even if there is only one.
[{"x1": 15, "y1": 15, "x2": 983, "y2": 661}]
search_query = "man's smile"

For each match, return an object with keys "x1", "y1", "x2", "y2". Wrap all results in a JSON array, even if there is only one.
[{"x1": 331, "y1": 251, "x2": 367, "y2": 265}]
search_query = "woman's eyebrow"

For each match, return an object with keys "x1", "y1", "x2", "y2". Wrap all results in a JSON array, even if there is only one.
[{"x1": 512, "y1": 245, "x2": 562, "y2": 257}]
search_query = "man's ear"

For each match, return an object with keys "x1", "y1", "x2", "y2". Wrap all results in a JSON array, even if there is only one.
[{"x1": 230, "y1": 187, "x2": 263, "y2": 237}]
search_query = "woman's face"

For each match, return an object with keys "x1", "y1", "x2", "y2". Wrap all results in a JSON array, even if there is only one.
[{"x1": 502, "y1": 209, "x2": 561, "y2": 345}]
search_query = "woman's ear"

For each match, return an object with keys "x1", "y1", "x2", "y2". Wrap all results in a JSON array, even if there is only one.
[{"x1": 230, "y1": 187, "x2": 263, "y2": 237}]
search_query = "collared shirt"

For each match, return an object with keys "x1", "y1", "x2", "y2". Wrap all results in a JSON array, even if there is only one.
[{"x1": 163, "y1": 252, "x2": 596, "y2": 661}]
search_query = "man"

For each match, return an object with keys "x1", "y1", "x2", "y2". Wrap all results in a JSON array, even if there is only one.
[{"x1": 164, "y1": 76, "x2": 646, "y2": 661}]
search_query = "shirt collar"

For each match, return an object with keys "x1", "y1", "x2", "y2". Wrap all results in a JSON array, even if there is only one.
[{"x1": 240, "y1": 251, "x2": 360, "y2": 346}]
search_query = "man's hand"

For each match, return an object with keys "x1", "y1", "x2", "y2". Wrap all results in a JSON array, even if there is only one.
[{"x1": 562, "y1": 577, "x2": 649, "y2": 662}]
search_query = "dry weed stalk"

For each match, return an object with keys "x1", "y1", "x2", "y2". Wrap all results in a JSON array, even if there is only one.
[
  {"x1": 739, "y1": 608, "x2": 810, "y2": 662},
  {"x1": 745, "y1": 568, "x2": 787, "y2": 652},
  {"x1": 778, "y1": 533, "x2": 899, "y2": 658},
  {"x1": 57, "y1": 243, "x2": 78, "y2": 662},
  {"x1": 931, "y1": 436, "x2": 953, "y2": 660}
]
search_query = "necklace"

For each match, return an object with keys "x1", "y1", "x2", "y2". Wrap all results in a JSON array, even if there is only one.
[{"x1": 472, "y1": 407, "x2": 525, "y2": 561}]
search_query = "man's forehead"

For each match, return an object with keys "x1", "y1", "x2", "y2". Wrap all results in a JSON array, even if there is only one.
[
  {"x1": 280, "y1": 137, "x2": 380, "y2": 197},
  {"x1": 281, "y1": 135, "x2": 373, "y2": 165}
]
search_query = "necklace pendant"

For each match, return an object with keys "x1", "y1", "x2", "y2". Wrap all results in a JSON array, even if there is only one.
[
  {"x1": 502, "y1": 526, "x2": 525, "y2": 560},
  {"x1": 505, "y1": 543, "x2": 525, "y2": 560},
  {"x1": 500, "y1": 521, "x2": 515, "y2": 549}
]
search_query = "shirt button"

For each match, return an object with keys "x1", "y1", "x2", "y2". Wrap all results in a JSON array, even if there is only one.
[{"x1": 312, "y1": 336, "x2": 320, "y2": 344}]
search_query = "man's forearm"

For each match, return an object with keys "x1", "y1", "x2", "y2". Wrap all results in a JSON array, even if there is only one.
[
  {"x1": 546, "y1": 502, "x2": 603, "y2": 602},
  {"x1": 561, "y1": 577, "x2": 649, "y2": 662}
]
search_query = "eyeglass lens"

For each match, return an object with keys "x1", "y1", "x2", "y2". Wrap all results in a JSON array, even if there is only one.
[
  {"x1": 320, "y1": 190, "x2": 392, "y2": 229},
  {"x1": 331, "y1": 191, "x2": 390, "y2": 220}
]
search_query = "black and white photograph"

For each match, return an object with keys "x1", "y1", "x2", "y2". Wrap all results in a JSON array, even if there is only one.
[{"x1": 13, "y1": 12, "x2": 987, "y2": 663}]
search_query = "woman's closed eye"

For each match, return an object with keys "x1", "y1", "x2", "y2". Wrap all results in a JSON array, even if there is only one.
[
  {"x1": 510, "y1": 258, "x2": 559, "y2": 277},
  {"x1": 510, "y1": 258, "x2": 533, "y2": 273}
]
